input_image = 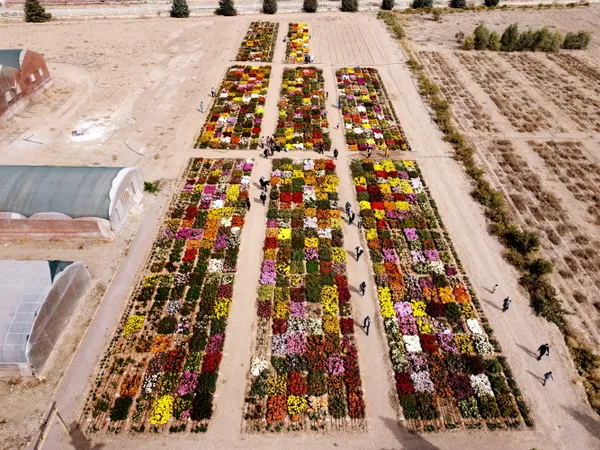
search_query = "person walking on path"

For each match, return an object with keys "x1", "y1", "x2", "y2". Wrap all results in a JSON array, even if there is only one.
[
  {"x1": 263, "y1": 148, "x2": 269, "y2": 159},
  {"x1": 338, "y1": 97, "x2": 342, "y2": 109},
  {"x1": 360, "y1": 281, "x2": 367, "y2": 297},
  {"x1": 326, "y1": 91, "x2": 329, "y2": 99},
  {"x1": 210, "y1": 87, "x2": 215, "y2": 98},
  {"x1": 357, "y1": 216, "x2": 363, "y2": 229},
  {"x1": 333, "y1": 148, "x2": 338, "y2": 160},
  {"x1": 199, "y1": 101, "x2": 204, "y2": 113},
  {"x1": 502, "y1": 296, "x2": 511, "y2": 312},
  {"x1": 259, "y1": 177, "x2": 267, "y2": 191},
  {"x1": 384, "y1": 146, "x2": 390, "y2": 157},
  {"x1": 367, "y1": 147, "x2": 372, "y2": 159},
  {"x1": 363, "y1": 315, "x2": 371, "y2": 336},
  {"x1": 492, "y1": 283, "x2": 498, "y2": 293},
  {"x1": 537, "y1": 344, "x2": 550, "y2": 361},
  {"x1": 260, "y1": 191, "x2": 267, "y2": 206},
  {"x1": 356, "y1": 246, "x2": 364, "y2": 261},
  {"x1": 345, "y1": 201, "x2": 351, "y2": 218},
  {"x1": 336, "y1": 123, "x2": 340, "y2": 130},
  {"x1": 245, "y1": 197, "x2": 251, "y2": 211},
  {"x1": 543, "y1": 371, "x2": 554, "y2": 386},
  {"x1": 349, "y1": 211, "x2": 355, "y2": 225}
]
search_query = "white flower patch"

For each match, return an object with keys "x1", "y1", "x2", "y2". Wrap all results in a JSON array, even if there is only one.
[
  {"x1": 307, "y1": 318, "x2": 323, "y2": 335},
  {"x1": 241, "y1": 175, "x2": 252, "y2": 185},
  {"x1": 303, "y1": 190, "x2": 316, "y2": 203},
  {"x1": 470, "y1": 374, "x2": 495, "y2": 397},
  {"x1": 411, "y1": 371, "x2": 435, "y2": 393},
  {"x1": 316, "y1": 170, "x2": 325, "y2": 177},
  {"x1": 317, "y1": 228, "x2": 332, "y2": 239},
  {"x1": 250, "y1": 356, "x2": 269, "y2": 377},
  {"x1": 467, "y1": 319, "x2": 484, "y2": 335},
  {"x1": 281, "y1": 170, "x2": 292, "y2": 179},
  {"x1": 304, "y1": 217, "x2": 318, "y2": 229},
  {"x1": 211, "y1": 199, "x2": 224, "y2": 209},
  {"x1": 473, "y1": 334, "x2": 494, "y2": 356},
  {"x1": 357, "y1": 105, "x2": 366, "y2": 113},
  {"x1": 354, "y1": 127, "x2": 364, "y2": 135},
  {"x1": 303, "y1": 159, "x2": 315, "y2": 171},
  {"x1": 411, "y1": 178, "x2": 424, "y2": 193},
  {"x1": 220, "y1": 216, "x2": 232, "y2": 227},
  {"x1": 207, "y1": 259, "x2": 224, "y2": 273},
  {"x1": 287, "y1": 318, "x2": 306, "y2": 334},
  {"x1": 426, "y1": 261, "x2": 445, "y2": 275},
  {"x1": 403, "y1": 335, "x2": 422, "y2": 353}
]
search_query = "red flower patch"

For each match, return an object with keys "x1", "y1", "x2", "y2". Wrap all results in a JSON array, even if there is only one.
[{"x1": 201, "y1": 352, "x2": 222, "y2": 373}]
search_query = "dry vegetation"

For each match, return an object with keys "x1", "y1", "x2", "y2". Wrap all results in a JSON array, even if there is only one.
[{"x1": 547, "y1": 53, "x2": 600, "y2": 94}]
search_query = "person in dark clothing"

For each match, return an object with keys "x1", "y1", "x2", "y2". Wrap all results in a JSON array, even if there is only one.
[
  {"x1": 333, "y1": 148, "x2": 338, "y2": 160},
  {"x1": 356, "y1": 246, "x2": 364, "y2": 261},
  {"x1": 367, "y1": 147, "x2": 372, "y2": 159},
  {"x1": 543, "y1": 371, "x2": 553, "y2": 386},
  {"x1": 338, "y1": 97, "x2": 342, "y2": 109},
  {"x1": 263, "y1": 148, "x2": 269, "y2": 159},
  {"x1": 360, "y1": 281, "x2": 366, "y2": 297},
  {"x1": 345, "y1": 201, "x2": 351, "y2": 217},
  {"x1": 260, "y1": 191, "x2": 267, "y2": 206},
  {"x1": 537, "y1": 344, "x2": 550, "y2": 361},
  {"x1": 363, "y1": 316, "x2": 371, "y2": 336},
  {"x1": 350, "y1": 211, "x2": 356, "y2": 225},
  {"x1": 259, "y1": 176, "x2": 266, "y2": 191},
  {"x1": 502, "y1": 297, "x2": 511, "y2": 312},
  {"x1": 245, "y1": 197, "x2": 251, "y2": 211}
]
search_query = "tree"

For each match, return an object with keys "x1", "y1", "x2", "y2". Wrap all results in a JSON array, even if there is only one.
[
  {"x1": 303, "y1": 0, "x2": 318, "y2": 12},
  {"x1": 500, "y1": 23, "x2": 519, "y2": 52},
  {"x1": 24, "y1": 0, "x2": 51, "y2": 23},
  {"x1": 216, "y1": 0, "x2": 237, "y2": 15},
  {"x1": 488, "y1": 31, "x2": 501, "y2": 50},
  {"x1": 562, "y1": 31, "x2": 591, "y2": 50},
  {"x1": 381, "y1": 0, "x2": 395, "y2": 10},
  {"x1": 412, "y1": 0, "x2": 433, "y2": 7},
  {"x1": 263, "y1": 0, "x2": 277, "y2": 14},
  {"x1": 170, "y1": 0, "x2": 190, "y2": 17},
  {"x1": 341, "y1": 0, "x2": 359, "y2": 12},
  {"x1": 484, "y1": 0, "x2": 499, "y2": 6},
  {"x1": 473, "y1": 24, "x2": 490, "y2": 50},
  {"x1": 450, "y1": 0, "x2": 466, "y2": 9}
]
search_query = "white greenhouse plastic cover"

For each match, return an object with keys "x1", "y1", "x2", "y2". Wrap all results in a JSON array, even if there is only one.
[{"x1": 0, "y1": 260, "x2": 90, "y2": 374}]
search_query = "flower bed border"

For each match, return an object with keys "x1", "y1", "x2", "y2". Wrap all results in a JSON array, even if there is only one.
[{"x1": 235, "y1": 21, "x2": 279, "y2": 62}]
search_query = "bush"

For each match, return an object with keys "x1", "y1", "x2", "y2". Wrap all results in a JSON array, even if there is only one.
[
  {"x1": 170, "y1": 0, "x2": 190, "y2": 17},
  {"x1": 501, "y1": 23, "x2": 519, "y2": 51},
  {"x1": 144, "y1": 181, "x2": 160, "y2": 193},
  {"x1": 432, "y1": 9, "x2": 442, "y2": 21},
  {"x1": 516, "y1": 29, "x2": 536, "y2": 51},
  {"x1": 263, "y1": 0, "x2": 277, "y2": 14},
  {"x1": 462, "y1": 35, "x2": 475, "y2": 50},
  {"x1": 488, "y1": 31, "x2": 501, "y2": 50},
  {"x1": 534, "y1": 27, "x2": 563, "y2": 52},
  {"x1": 215, "y1": 0, "x2": 237, "y2": 15},
  {"x1": 562, "y1": 31, "x2": 591, "y2": 49},
  {"x1": 303, "y1": 0, "x2": 318, "y2": 12},
  {"x1": 109, "y1": 397, "x2": 133, "y2": 421},
  {"x1": 341, "y1": 0, "x2": 359, "y2": 12},
  {"x1": 484, "y1": 0, "x2": 499, "y2": 5},
  {"x1": 504, "y1": 226, "x2": 539, "y2": 255},
  {"x1": 381, "y1": 0, "x2": 394, "y2": 10},
  {"x1": 412, "y1": 0, "x2": 432, "y2": 6},
  {"x1": 474, "y1": 24, "x2": 490, "y2": 50},
  {"x1": 24, "y1": 0, "x2": 51, "y2": 22},
  {"x1": 450, "y1": 0, "x2": 466, "y2": 9}
]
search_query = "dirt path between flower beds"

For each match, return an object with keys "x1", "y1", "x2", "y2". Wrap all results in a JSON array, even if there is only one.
[{"x1": 10, "y1": 11, "x2": 600, "y2": 450}]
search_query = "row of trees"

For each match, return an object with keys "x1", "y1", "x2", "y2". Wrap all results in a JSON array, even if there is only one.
[{"x1": 462, "y1": 23, "x2": 591, "y2": 52}]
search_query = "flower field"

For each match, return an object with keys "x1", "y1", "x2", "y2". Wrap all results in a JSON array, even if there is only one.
[
  {"x1": 235, "y1": 22, "x2": 278, "y2": 62},
  {"x1": 285, "y1": 23, "x2": 310, "y2": 63},
  {"x1": 195, "y1": 66, "x2": 270, "y2": 150},
  {"x1": 337, "y1": 68, "x2": 410, "y2": 152},
  {"x1": 275, "y1": 67, "x2": 330, "y2": 152},
  {"x1": 85, "y1": 158, "x2": 254, "y2": 433},
  {"x1": 244, "y1": 159, "x2": 366, "y2": 432},
  {"x1": 351, "y1": 159, "x2": 532, "y2": 432}
]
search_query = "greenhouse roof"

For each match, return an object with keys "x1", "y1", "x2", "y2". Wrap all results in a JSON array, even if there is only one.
[{"x1": 0, "y1": 166, "x2": 124, "y2": 219}]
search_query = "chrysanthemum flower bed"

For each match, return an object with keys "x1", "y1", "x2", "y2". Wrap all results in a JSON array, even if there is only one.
[
  {"x1": 195, "y1": 66, "x2": 270, "y2": 150},
  {"x1": 85, "y1": 158, "x2": 254, "y2": 433},
  {"x1": 244, "y1": 159, "x2": 366, "y2": 432},
  {"x1": 285, "y1": 23, "x2": 310, "y2": 63},
  {"x1": 236, "y1": 22, "x2": 279, "y2": 62},
  {"x1": 351, "y1": 159, "x2": 532, "y2": 432},
  {"x1": 337, "y1": 67, "x2": 410, "y2": 152},
  {"x1": 275, "y1": 67, "x2": 330, "y2": 152}
]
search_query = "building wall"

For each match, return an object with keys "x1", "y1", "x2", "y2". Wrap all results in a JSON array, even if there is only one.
[{"x1": 0, "y1": 50, "x2": 50, "y2": 118}]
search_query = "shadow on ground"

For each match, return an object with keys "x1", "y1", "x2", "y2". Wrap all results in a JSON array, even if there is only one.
[
  {"x1": 378, "y1": 416, "x2": 440, "y2": 450},
  {"x1": 562, "y1": 406, "x2": 600, "y2": 442},
  {"x1": 69, "y1": 423, "x2": 104, "y2": 450}
]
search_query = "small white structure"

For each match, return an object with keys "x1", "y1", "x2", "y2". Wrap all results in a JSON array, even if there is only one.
[
  {"x1": 0, "y1": 260, "x2": 91, "y2": 376},
  {"x1": 0, "y1": 166, "x2": 143, "y2": 238}
]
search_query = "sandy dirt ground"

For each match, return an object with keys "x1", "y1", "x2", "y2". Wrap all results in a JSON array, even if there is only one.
[{"x1": 0, "y1": 8, "x2": 599, "y2": 450}]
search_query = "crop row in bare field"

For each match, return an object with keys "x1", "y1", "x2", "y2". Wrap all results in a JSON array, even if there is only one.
[
  {"x1": 546, "y1": 53, "x2": 600, "y2": 95},
  {"x1": 480, "y1": 139, "x2": 600, "y2": 341},
  {"x1": 418, "y1": 51, "x2": 498, "y2": 134},
  {"x1": 499, "y1": 53, "x2": 600, "y2": 133},
  {"x1": 529, "y1": 141, "x2": 600, "y2": 226},
  {"x1": 453, "y1": 52, "x2": 556, "y2": 133}
]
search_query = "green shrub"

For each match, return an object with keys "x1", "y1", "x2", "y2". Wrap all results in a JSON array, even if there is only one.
[
  {"x1": 215, "y1": 0, "x2": 237, "y2": 15},
  {"x1": 303, "y1": 0, "x2": 318, "y2": 12},
  {"x1": 501, "y1": 23, "x2": 520, "y2": 51},
  {"x1": 24, "y1": 0, "x2": 51, "y2": 22},
  {"x1": 572, "y1": 346, "x2": 599, "y2": 375},
  {"x1": 170, "y1": 0, "x2": 190, "y2": 17},
  {"x1": 412, "y1": 0, "x2": 433, "y2": 6},
  {"x1": 157, "y1": 316, "x2": 177, "y2": 334},
  {"x1": 534, "y1": 27, "x2": 563, "y2": 52},
  {"x1": 462, "y1": 35, "x2": 475, "y2": 50},
  {"x1": 144, "y1": 181, "x2": 160, "y2": 193},
  {"x1": 516, "y1": 29, "x2": 536, "y2": 50},
  {"x1": 562, "y1": 31, "x2": 591, "y2": 49},
  {"x1": 341, "y1": 0, "x2": 359, "y2": 12},
  {"x1": 450, "y1": 0, "x2": 467, "y2": 9},
  {"x1": 488, "y1": 31, "x2": 501, "y2": 50},
  {"x1": 484, "y1": 0, "x2": 499, "y2": 5},
  {"x1": 503, "y1": 226, "x2": 539, "y2": 255},
  {"x1": 474, "y1": 24, "x2": 491, "y2": 50},
  {"x1": 109, "y1": 397, "x2": 133, "y2": 421},
  {"x1": 263, "y1": 0, "x2": 277, "y2": 14},
  {"x1": 382, "y1": 0, "x2": 395, "y2": 10}
]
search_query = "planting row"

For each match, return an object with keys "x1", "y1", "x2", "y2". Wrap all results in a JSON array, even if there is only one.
[
  {"x1": 286, "y1": 23, "x2": 310, "y2": 63},
  {"x1": 236, "y1": 21, "x2": 279, "y2": 62},
  {"x1": 337, "y1": 67, "x2": 410, "y2": 152},
  {"x1": 85, "y1": 158, "x2": 254, "y2": 433},
  {"x1": 244, "y1": 159, "x2": 366, "y2": 432},
  {"x1": 275, "y1": 67, "x2": 330, "y2": 152},
  {"x1": 195, "y1": 66, "x2": 270, "y2": 150},
  {"x1": 351, "y1": 159, "x2": 531, "y2": 431}
]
